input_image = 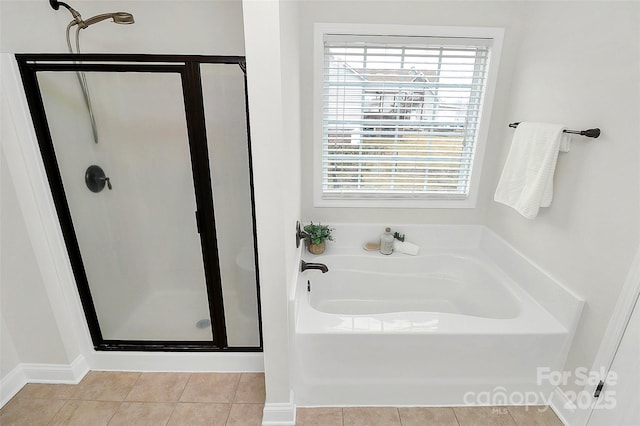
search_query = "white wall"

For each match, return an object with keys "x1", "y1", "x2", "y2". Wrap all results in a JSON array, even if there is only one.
[
  {"x1": 242, "y1": 0, "x2": 301, "y2": 421},
  {"x1": 1, "y1": 150, "x2": 69, "y2": 368},
  {"x1": 297, "y1": 0, "x2": 528, "y2": 224},
  {"x1": 0, "y1": 1, "x2": 245, "y2": 55},
  {"x1": 485, "y1": 1, "x2": 640, "y2": 397},
  {"x1": 242, "y1": 0, "x2": 291, "y2": 404},
  {"x1": 279, "y1": 0, "x2": 303, "y2": 299},
  {"x1": 295, "y1": 0, "x2": 640, "y2": 407},
  {"x1": 0, "y1": 315, "x2": 20, "y2": 378}
]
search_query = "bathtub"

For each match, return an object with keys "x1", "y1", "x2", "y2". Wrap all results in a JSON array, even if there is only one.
[{"x1": 293, "y1": 225, "x2": 583, "y2": 406}]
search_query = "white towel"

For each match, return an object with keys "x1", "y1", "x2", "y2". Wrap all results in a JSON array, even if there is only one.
[
  {"x1": 494, "y1": 122, "x2": 571, "y2": 219},
  {"x1": 393, "y1": 240, "x2": 420, "y2": 256}
]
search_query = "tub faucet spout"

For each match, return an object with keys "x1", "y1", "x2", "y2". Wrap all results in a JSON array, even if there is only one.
[{"x1": 301, "y1": 260, "x2": 328, "y2": 273}]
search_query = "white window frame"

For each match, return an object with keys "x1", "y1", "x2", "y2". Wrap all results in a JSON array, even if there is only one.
[{"x1": 313, "y1": 23, "x2": 504, "y2": 208}]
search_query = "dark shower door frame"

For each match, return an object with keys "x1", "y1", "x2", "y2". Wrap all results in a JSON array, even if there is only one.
[{"x1": 16, "y1": 54, "x2": 262, "y2": 352}]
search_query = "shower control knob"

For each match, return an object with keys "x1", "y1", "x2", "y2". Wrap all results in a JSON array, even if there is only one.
[{"x1": 85, "y1": 165, "x2": 112, "y2": 193}]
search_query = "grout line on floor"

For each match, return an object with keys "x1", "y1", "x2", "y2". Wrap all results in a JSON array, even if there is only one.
[
  {"x1": 505, "y1": 406, "x2": 519, "y2": 425},
  {"x1": 121, "y1": 371, "x2": 142, "y2": 402},
  {"x1": 104, "y1": 400, "x2": 121, "y2": 426},
  {"x1": 452, "y1": 406, "x2": 461, "y2": 426},
  {"x1": 175, "y1": 373, "x2": 192, "y2": 403},
  {"x1": 46, "y1": 397, "x2": 69, "y2": 425},
  {"x1": 506, "y1": 406, "x2": 527, "y2": 426},
  {"x1": 222, "y1": 402, "x2": 232, "y2": 426},
  {"x1": 164, "y1": 401, "x2": 178, "y2": 426},
  {"x1": 231, "y1": 373, "x2": 243, "y2": 403}
]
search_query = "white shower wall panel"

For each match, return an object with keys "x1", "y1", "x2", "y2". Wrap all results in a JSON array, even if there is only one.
[
  {"x1": 39, "y1": 70, "x2": 212, "y2": 340},
  {"x1": 88, "y1": 72, "x2": 211, "y2": 339},
  {"x1": 37, "y1": 71, "x2": 141, "y2": 337},
  {"x1": 91, "y1": 73, "x2": 207, "y2": 293}
]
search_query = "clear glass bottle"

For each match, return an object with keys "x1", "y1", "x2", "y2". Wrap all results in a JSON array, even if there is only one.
[{"x1": 380, "y1": 227, "x2": 394, "y2": 255}]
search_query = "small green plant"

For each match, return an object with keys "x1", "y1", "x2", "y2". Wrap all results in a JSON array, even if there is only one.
[
  {"x1": 303, "y1": 222, "x2": 334, "y2": 245},
  {"x1": 393, "y1": 232, "x2": 405, "y2": 242}
]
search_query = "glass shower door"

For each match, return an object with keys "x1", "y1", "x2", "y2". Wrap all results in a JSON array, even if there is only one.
[
  {"x1": 36, "y1": 69, "x2": 214, "y2": 342},
  {"x1": 201, "y1": 63, "x2": 261, "y2": 348}
]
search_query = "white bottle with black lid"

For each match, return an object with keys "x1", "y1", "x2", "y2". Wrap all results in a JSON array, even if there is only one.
[{"x1": 379, "y1": 227, "x2": 394, "y2": 255}]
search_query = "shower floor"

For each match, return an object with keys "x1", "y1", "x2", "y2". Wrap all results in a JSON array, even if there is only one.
[
  {"x1": 110, "y1": 289, "x2": 212, "y2": 341},
  {"x1": 107, "y1": 288, "x2": 260, "y2": 346}
]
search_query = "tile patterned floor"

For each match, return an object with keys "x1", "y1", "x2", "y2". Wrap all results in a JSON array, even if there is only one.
[
  {"x1": 1, "y1": 371, "x2": 563, "y2": 425},
  {"x1": 0, "y1": 372, "x2": 265, "y2": 426},
  {"x1": 297, "y1": 405, "x2": 564, "y2": 426}
]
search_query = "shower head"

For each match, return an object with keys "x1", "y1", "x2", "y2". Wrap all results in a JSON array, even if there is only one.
[
  {"x1": 112, "y1": 13, "x2": 135, "y2": 25},
  {"x1": 83, "y1": 12, "x2": 135, "y2": 27},
  {"x1": 50, "y1": 0, "x2": 134, "y2": 29}
]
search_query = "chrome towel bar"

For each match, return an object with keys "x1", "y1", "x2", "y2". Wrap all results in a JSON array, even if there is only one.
[{"x1": 508, "y1": 122, "x2": 600, "y2": 138}]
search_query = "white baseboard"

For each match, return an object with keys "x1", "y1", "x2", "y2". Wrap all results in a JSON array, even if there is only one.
[
  {"x1": 262, "y1": 391, "x2": 296, "y2": 426},
  {"x1": 70, "y1": 355, "x2": 91, "y2": 381},
  {"x1": 22, "y1": 355, "x2": 89, "y2": 384},
  {"x1": 0, "y1": 365, "x2": 27, "y2": 408},
  {"x1": 0, "y1": 355, "x2": 89, "y2": 408}
]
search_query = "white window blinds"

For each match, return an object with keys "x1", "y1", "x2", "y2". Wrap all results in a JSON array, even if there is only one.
[{"x1": 321, "y1": 35, "x2": 491, "y2": 200}]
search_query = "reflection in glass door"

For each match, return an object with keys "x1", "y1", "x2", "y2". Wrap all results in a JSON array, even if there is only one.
[{"x1": 17, "y1": 55, "x2": 261, "y2": 351}]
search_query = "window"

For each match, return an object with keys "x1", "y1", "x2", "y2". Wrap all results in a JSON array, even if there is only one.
[{"x1": 314, "y1": 25, "x2": 503, "y2": 208}]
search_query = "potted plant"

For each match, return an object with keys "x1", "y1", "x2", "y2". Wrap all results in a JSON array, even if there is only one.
[{"x1": 303, "y1": 222, "x2": 334, "y2": 255}]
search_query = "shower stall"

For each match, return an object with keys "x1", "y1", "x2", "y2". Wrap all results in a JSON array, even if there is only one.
[{"x1": 17, "y1": 54, "x2": 261, "y2": 352}]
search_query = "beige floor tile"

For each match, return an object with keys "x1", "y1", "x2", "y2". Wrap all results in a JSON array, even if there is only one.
[
  {"x1": 108, "y1": 402, "x2": 176, "y2": 425},
  {"x1": 0, "y1": 397, "x2": 66, "y2": 426},
  {"x1": 234, "y1": 373, "x2": 266, "y2": 403},
  {"x1": 226, "y1": 403, "x2": 264, "y2": 426},
  {"x1": 343, "y1": 407, "x2": 401, "y2": 426},
  {"x1": 72, "y1": 371, "x2": 140, "y2": 401},
  {"x1": 398, "y1": 407, "x2": 458, "y2": 426},
  {"x1": 454, "y1": 406, "x2": 516, "y2": 426},
  {"x1": 180, "y1": 373, "x2": 241, "y2": 403},
  {"x1": 125, "y1": 372, "x2": 190, "y2": 402},
  {"x1": 297, "y1": 407, "x2": 343, "y2": 426},
  {"x1": 167, "y1": 402, "x2": 231, "y2": 426},
  {"x1": 49, "y1": 400, "x2": 120, "y2": 425},
  {"x1": 508, "y1": 406, "x2": 563, "y2": 426},
  {"x1": 16, "y1": 383, "x2": 77, "y2": 400}
]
